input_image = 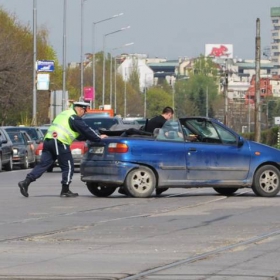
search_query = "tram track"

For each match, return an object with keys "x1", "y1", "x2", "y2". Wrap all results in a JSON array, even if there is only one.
[
  {"x1": 121, "y1": 228, "x2": 280, "y2": 279},
  {"x1": 0, "y1": 189, "x2": 254, "y2": 245},
  {"x1": 0, "y1": 190, "x2": 235, "y2": 243},
  {"x1": 1, "y1": 186, "x2": 279, "y2": 279}
]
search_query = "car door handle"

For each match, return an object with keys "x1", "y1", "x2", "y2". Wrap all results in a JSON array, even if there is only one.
[{"x1": 188, "y1": 147, "x2": 197, "y2": 152}]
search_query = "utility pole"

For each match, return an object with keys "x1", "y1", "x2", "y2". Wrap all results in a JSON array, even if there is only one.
[{"x1": 255, "y1": 18, "x2": 261, "y2": 142}]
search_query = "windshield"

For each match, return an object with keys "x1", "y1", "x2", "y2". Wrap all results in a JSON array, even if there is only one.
[
  {"x1": 180, "y1": 118, "x2": 237, "y2": 145},
  {"x1": 155, "y1": 120, "x2": 184, "y2": 142}
]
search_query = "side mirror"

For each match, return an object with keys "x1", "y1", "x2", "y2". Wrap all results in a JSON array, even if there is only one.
[{"x1": 238, "y1": 136, "x2": 244, "y2": 147}]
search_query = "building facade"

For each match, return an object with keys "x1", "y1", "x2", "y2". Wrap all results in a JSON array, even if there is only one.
[{"x1": 271, "y1": 7, "x2": 280, "y2": 75}]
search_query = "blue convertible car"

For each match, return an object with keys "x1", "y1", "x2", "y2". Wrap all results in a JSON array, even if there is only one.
[{"x1": 80, "y1": 117, "x2": 280, "y2": 198}]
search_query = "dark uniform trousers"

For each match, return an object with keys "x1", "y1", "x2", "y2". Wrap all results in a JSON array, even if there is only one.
[{"x1": 27, "y1": 139, "x2": 74, "y2": 186}]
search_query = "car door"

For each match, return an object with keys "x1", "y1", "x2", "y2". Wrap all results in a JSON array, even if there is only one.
[
  {"x1": 183, "y1": 118, "x2": 251, "y2": 182},
  {"x1": 0, "y1": 128, "x2": 10, "y2": 163}
]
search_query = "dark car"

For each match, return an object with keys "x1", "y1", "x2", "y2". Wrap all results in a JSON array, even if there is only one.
[
  {"x1": 38, "y1": 126, "x2": 50, "y2": 136},
  {"x1": 4, "y1": 126, "x2": 44, "y2": 151},
  {"x1": 83, "y1": 116, "x2": 124, "y2": 131},
  {"x1": 80, "y1": 116, "x2": 280, "y2": 198},
  {"x1": 6, "y1": 130, "x2": 36, "y2": 169},
  {"x1": 0, "y1": 127, "x2": 13, "y2": 172}
]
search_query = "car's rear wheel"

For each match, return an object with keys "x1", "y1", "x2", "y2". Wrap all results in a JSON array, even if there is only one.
[
  {"x1": 252, "y1": 165, "x2": 280, "y2": 197},
  {"x1": 86, "y1": 183, "x2": 116, "y2": 197},
  {"x1": 124, "y1": 166, "x2": 156, "y2": 198},
  {"x1": 213, "y1": 187, "x2": 238, "y2": 196}
]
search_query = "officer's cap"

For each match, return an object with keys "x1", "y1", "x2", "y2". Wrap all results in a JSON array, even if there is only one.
[{"x1": 73, "y1": 101, "x2": 90, "y2": 110}]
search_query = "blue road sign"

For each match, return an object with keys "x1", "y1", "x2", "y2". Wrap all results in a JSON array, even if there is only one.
[{"x1": 37, "y1": 60, "x2": 55, "y2": 72}]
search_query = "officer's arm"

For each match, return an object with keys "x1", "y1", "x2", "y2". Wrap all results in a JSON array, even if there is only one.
[{"x1": 69, "y1": 115, "x2": 101, "y2": 142}]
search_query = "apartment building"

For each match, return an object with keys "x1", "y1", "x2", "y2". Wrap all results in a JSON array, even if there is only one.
[{"x1": 271, "y1": 7, "x2": 280, "y2": 74}]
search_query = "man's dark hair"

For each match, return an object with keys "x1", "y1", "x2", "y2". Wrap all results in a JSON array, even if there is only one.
[{"x1": 162, "y1": 106, "x2": 174, "y2": 114}]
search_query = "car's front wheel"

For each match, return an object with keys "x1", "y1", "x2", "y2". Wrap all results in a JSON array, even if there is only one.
[
  {"x1": 4, "y1": 155, "x2": 13, "y2": 171},
  {"x1": 20, "y1": 155, "x2": 29, "y2": 169},
  {"x1": 252, "y1": 165, "x2": 280, "y2": 197},
  {"x1": 86, "y1": 183, "x2": 116, "y2": 197},
  {"x1": 213, "y1": 187, "x2": 238, "y2": 196},
  {"x1": 124, "y1": 166, "x2": 156, "y2": 198}
]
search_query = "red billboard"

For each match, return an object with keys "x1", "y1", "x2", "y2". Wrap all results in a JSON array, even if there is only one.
[{"x1": 83, "y1": 87, "x2": 95, "y2": 101}]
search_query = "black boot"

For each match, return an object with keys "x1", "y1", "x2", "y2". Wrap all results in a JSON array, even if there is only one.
[
  {"x1": 60, "y1": 184, "x2": 79, "y2": 197},
  {"x1": 18, "y1": 178, "x2": 31, "y2": 197}
]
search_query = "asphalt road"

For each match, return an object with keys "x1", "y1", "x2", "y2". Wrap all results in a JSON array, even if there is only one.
[{"x1": 1, "y1": 167, "x2": 280, "y2": 280}]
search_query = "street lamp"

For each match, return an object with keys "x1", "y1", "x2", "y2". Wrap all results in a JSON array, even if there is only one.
[
  {"x1": 124, "y1": 68, "x2": 127, "y2": 117},
  {"x1": 110, "y1": 42, "x2": 134, "y2": 112},
  {"x1": 80, "y1": 0, "x2": 88, "y2": 101},
  {"x1": 62, "y1": 0, "x2": 67, "y2": 110},
  {"x1": 32, "y1": 0, "x2": 37, "y2": 125},
  {"x1": 102, "y1": 26, "x2": 130, "y2": 106},
  {"x1": 92, "y1": 13, "x2": 123, "y2": 108}
]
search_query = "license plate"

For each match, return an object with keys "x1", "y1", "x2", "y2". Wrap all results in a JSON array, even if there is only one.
[{"x1": 90, "y1": 146, "x2": 104, "y2": 154}]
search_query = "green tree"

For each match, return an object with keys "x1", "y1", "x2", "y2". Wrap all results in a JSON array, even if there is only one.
[
  {"x1": 0, "y1": 8, "x2": 61, "y2": 125},
  {"x1": 175, "y1": 55, "x2": 219, "y2": 118},
  {"x1": 146, "y1": 87, "x2": 172, "y2": 118}
]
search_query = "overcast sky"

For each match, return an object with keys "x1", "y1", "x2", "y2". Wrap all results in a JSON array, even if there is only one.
[{"x1": 0, "y1": 0, "x2": 278, "y2": 63}]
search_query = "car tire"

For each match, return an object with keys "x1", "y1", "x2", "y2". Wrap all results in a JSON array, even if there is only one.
[
  {"x1": 252, "y1": 165, "x2": 280, "y2": 197},
  {"x1": 4, "y1": 155, "x2": 13, "y2": 171},
  {"x1": 156, "y1": 188, "x2": 169, "y2": 195},
  {"x1": 29, "y1": 161, "x2": 36, "y2": 168},
  {"x1": 124, "y1": 166, "x2": 156, "y2": 198},
  {"x1": 20, "y1": 155, "x2": 29, "y2": 169},
  {"x1": 213, "y1": 187, "x2": 238, "y2": 196},
  {"x1": 86, "y1": 183, "x2": 116, "y2": 197}
]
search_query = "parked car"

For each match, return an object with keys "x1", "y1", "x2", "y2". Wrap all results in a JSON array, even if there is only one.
[
  {"x1": 35, "y1": 140, "x2": 88, "y2": 171},
  {"x1": 0, "y1": 127, "x2": 13, "y2": 172},
  {"x1": 80, "y1": 116, "x2": 280, "y2": 198},
  {"x1": 38, "y1": 126, "x2": 50, "y2": 136},
  {"x1": 4, "y1": 126, "x2": 44, "y2": 151},
  {"x1": 6, "y1": 130, "x2": 36, "y2": 169},
  {"x1": 123, "y1": 117, "x2": 147, "y2": 127},
  {"x1": 83, "y1": 116, "x2": 141, "y2": 132},
  {"x1": 35, "y1": 117, "x2": 138, "y2": 171}
]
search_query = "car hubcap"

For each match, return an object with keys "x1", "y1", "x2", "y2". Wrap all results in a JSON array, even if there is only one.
[
  {"x1": 259, "y1": 170, "x2": 279, "y2": 193},
  {"x1": 131, "y1": 170, "x2": 152, "y2": 193}
]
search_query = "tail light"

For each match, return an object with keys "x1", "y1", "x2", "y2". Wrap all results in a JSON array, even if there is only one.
[
  {"x1": 35, "y1": 148, "x2": 42, "y2": 156},
  {"x1": 108, "y1": 143, "x2": 128, "y2": 153}
]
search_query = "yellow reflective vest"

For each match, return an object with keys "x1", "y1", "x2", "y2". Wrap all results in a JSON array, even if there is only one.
[{"x1": 45, "y1": 108, "x2": 80, "y2": 145}]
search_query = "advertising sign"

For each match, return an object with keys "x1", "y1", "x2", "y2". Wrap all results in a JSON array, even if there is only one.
[
  {"x1": 37, "y1": 60, "x2": 55, "y2": 72},
  {"x1": 84, "y1": 87, "x2": 95, "y2": 101},
  {"x1": 205, "y1": 44, "x2": 233, "y2": 58},
  {"x1": 37, "y1": 73, "x2": 50, "y2": 90},
  {"x1": 275, "y1": 117, "x2": 280, "y2": 125}
]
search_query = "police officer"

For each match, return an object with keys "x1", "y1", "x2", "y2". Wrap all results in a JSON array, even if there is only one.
[{"x1": 18, "y1": 101, "x2": 107, "y2": 198}]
